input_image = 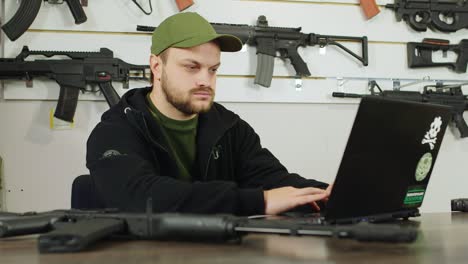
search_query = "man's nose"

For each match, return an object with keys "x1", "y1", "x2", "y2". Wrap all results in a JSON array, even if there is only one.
[{"x1": 195, "y1": 70, "x2": 212, "y2": 87}]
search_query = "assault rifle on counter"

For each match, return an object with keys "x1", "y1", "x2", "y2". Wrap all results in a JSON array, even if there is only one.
[
  {"x1": 2, "y1": 0, "x2": 87, "y2": 41},
  {"x1": 0, "y1": 208, "x2": 418, "y2": 253},
  {"x1": 386, "y1": 0, "x2": 468, "y2": 32},
  {"x1": 0, "y1": 46, "x2": 150, "y2": 122},
  {"x1": 137, "y1": 15, "x2": 369, "y2": 87},
  {"x1": 333, "y1": 81, "x2": 468, "y2": 138}
]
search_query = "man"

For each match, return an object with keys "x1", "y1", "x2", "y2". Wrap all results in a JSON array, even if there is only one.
[{"x1": 86, "y1": 12, "x2": 330, "y2": 216}]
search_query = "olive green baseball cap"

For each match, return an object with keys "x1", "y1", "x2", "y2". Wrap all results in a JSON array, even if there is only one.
[{"x1": 151, "y1": 12, "x2": 243, "y2": 55}]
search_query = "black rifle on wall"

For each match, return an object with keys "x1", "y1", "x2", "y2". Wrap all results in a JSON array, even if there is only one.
[
  {"x1": 333, "y1": 81, "x2": 468, "y2": 138},
  {"x1": 137, "y1": 15, "x2": 369, "y2": 87},
  {"x1": 0, "y1": 208, "x2": 417, "y2": 253},
  {"x1": 2, "y1": 0, "x2": 87, "y2": 41},
  {"x1": 0, "y1": 46, "x2": 150, "y2": 122},
  {"x1": 386, "y1": 0, "x2": 468, "y2": 32},
  {"x1": 407, "y1": 38, "x2": 468, "y2": 73}
]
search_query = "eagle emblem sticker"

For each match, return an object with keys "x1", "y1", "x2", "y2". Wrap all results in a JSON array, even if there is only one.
[{"x1": 415, "y1": 152, "x2": 433, "y2": 182}]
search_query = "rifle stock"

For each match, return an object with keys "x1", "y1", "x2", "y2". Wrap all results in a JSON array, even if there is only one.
[
  {"x1": 175, "y1": 0, "x2": 194, "y2": 11},
  {"x1": 407, "y1": 39, "x2": 468, "y2": 73},
  {"x1": 360, "y1": 0, "x2": 381, "y2": 19}
]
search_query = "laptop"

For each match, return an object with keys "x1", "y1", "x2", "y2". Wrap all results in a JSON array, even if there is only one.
[{"x1": 244, "y1": 96, "x2": 452, "y2": 227}]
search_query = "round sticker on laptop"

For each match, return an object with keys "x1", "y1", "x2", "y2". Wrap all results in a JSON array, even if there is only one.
[{"x1": 415, "y1": 152, "x2": 433, "y2": 182}]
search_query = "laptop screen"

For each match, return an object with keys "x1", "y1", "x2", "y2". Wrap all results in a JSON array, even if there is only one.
[{"x1": 324, "y1": 96, "x2": 451, "y2": 221}]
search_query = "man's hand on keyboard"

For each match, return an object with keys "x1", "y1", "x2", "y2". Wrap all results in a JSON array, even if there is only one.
[{"x1": 263, "y1": 187, "x2": 330, "y2": 215}]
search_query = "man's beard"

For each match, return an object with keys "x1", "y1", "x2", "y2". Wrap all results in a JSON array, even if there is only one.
[{"x1": 160, "y1": 70, "x2": 215, "y2": 115}]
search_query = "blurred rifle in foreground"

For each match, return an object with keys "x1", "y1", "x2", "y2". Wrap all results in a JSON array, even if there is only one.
[{"x1": 0, "y1": 208, "x2": 417, "y2": 253}]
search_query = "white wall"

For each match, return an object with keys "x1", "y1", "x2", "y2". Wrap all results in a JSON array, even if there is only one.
[{"x1": 0, "y1": 0, "x2": 467, "y2": 212}]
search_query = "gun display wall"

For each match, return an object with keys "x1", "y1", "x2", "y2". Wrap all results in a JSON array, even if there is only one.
[
  {"x1": 0, "y1": 0, "x2": 467, "y2": 213},
  {"x1": 2, "y1": 0, "x2": 467, "y2": 105}
]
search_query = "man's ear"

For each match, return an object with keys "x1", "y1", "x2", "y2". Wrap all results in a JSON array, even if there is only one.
[{"x1": 150, "y1": 54, "x2": 162, "y2": 80}]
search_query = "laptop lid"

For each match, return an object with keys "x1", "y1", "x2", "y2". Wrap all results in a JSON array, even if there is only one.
[{"x1": 324, "y1": 96, "x2": 451, "y2": 222}]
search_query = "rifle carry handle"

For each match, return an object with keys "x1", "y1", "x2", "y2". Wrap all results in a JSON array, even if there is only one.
[{"x1": 1, "y1": 0, "x2": 42, "y2": 41}]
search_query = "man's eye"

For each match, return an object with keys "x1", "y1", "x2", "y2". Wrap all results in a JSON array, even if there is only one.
[
  {"x1": 185, "y1": 65, "x2": 197, "y2": 70},
  {"x1": 211, "y1": 68, "x2": 218, "y2": 73}
]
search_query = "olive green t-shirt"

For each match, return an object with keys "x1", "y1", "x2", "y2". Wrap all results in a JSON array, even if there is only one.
[{"x1": 146, "y1": 94, "x2": 198, "y2": 181}]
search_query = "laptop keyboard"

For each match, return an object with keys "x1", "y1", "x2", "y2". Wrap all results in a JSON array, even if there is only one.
[
  {"x1": 295, "y1": 217, "x2": 324, "y2": 225},
  {"x1": 280, "y1": 212, "x2": 326, "y2": 225}
]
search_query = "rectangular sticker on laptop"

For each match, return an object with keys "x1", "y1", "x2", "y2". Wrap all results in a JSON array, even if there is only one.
[{"x1": 403, "y1": 186, "x2": 426, "y2": 207}]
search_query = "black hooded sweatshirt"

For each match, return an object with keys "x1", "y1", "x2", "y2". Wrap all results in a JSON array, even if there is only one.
[{"x1": 86, "y1": 87, "x2": 328, "y2": 215}]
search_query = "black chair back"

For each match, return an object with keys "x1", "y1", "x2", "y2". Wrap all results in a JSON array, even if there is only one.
[{"x1": 71, "y1": 174, "x2": 105, "y2": 209}]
